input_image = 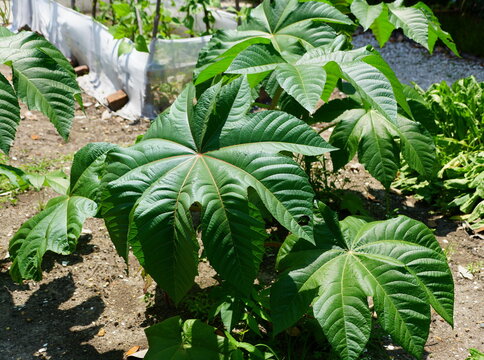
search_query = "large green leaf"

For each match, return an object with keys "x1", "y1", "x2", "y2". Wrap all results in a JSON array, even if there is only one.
[
  {"x1": 414, "y1": 2, "x2": 459, "y2": 56},
  {"x1": 0, "y1": 30, "x2": 81, "y2": 152},
  {"x1": 195, "y1": 0, "x2": 352, "y2": 84},
  {"x1": 102, "y1": 77, "x2": 334, "y2": 302},
  {"x1": 329, "y1": 109, "x2": 435, "y2": 188},
  {"x1": 145, "y1": 316, "x2": 236, "y2": 360},
  {"x1": 9, "y1": 195, "x2": 97, "y2": 282},
  {"x1": 350, "y1": 0, "x2": 383, "y2": 30},
  {"x1": 0, "y1": 163, "x2": 28, "y2": 189},
  {"x1": 0, "y1": 72, "x2": 20, "y2": 154},
  {"x1": 274, "y1": 63, "x2": 326, "y2": 114},
  {"x1": 350, "y1": 0, "x2": 457, "y2": 54},
  {"x1": 297, "y1": 47, "x2": 401, "y2": 122},
  {"x1": 272, "y1": 204, "x2": 453, "y2": 360},
  {"x1": 387, "y1": 1, "x2": 428, "y2": 49},
  {"x1": 69, "y1": 142, "x2": 119, "y2": 201},
  {"x1": 8, "y1": 143, "x2": 116, "y2": 282}
]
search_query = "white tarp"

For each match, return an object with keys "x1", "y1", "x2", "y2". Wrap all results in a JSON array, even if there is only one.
[{"x1": 11, "y1": 0, "x2": 235, "y2": 119}]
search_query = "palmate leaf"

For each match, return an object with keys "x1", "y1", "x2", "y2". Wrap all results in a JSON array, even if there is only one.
[
  {"x1": 195, "y1": 0, "x2": 352, "y2": 85},
  {"x1": 272, "y1": 203, "x2": 453, "y2": 360},
  {"x1": 227, "y1": 41, "x2": 408, "y2": 119},
  {"x1": 329, "y1": 108, "x2": 435, "y2": 188},
  {"x1": 9, "y1": 195, "x2": 97, "y2": 282},
  {"x1": 101, "y1": 77, "x2": 334, "y2": 302},
  {"x1": 8, "y1": 143, "x2": 115, "y2": 282},
  {"x1": 0, "y1": 30, "x2": 81, "y2": 153},
  {"x1": 297, "y1": 45, "x2": 413, "y2": 121},
  {"x1": 350, "y1": 0, "x2": 458, "y2": 55}
]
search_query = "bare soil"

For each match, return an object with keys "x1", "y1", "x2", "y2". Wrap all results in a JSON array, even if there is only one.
[{"x1": 0, "y1": 92, "x2": 482, "y2": 360}]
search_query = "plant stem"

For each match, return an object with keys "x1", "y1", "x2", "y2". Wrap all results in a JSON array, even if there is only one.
[
  {"x1": 269, "y1": 86, "x2": 283, "y2": 110},
  {"x1": 253, "y1": 102, "x2": 271, "y2": 109},
  {"x1": 92, "y1": 0, "x2": 98, "y2": 18},
  {"x1": 134, "y1": 0, "x2": 144, "y2": 36},
  {"x1": 202, "y1": 3, "x2": 211, "y2": 34},
  {"x1": 152, "y1": 0, "x2": 162, "y2": 40},
  {"x1": 317, "y1": 120, "x2": 339, "y2": 134},
  {"x1": 110, "y1": 0, "x2": 116, "y2": 24},
  {"x1": 385, "y1": 189, "x2": 390, "y2": 217},
  {"x1": 321, "y1": 155, "x2": 330, "y2": 190}
]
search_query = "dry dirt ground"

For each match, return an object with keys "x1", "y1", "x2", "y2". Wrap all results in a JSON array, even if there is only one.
[{"x1": 0, "y1": 91, "x2": 482, "y2": 360}]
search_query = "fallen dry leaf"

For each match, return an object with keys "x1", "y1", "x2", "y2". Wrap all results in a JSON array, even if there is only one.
[
  {"x1": 30, "y1": 134, "x2": 41, "y2": 140},
  {"x1": 125, "y1": 346, "x2": 141, "y2": 357}
]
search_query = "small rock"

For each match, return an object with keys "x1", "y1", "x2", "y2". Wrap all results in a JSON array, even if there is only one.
[
  {"x1": 83, "y1": 102, "x2": 93, "y2": 108},
  {"x1": 97, "y1": 328, "x2": 106, "y2": 337},
  {"x1": 101, "y1": 110, "x2": 112, "y2": 121},
  {"x1": 61, "y1": 261, "x2": 69, "y2": 267},
  {"x1": 81, "y1": 228, "x2": 93, "y2": 236},
  {"x1": 458, "y1": 265, "x2": 474, "y2": 280}
]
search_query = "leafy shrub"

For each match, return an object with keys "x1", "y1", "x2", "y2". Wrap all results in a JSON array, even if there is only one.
[
  {"x1": 393, "y1": 76, "x2": 484, "y2": 229},
  {"x1": 272, "y1": 203, "x2": 453, "y2": 359},
  {"x1": 6, "y1": 0, "x2": 457, "y2": 358},
  {"x1": 195, "y1": 0, "x2": 441, "y2": 189},
  {"x1": 0, "y1": 28, "x2": 81, "y2": 154},
  {"x1": 95, "y1": 0, "x2": 220, "y2": 54},
  {"x1": 466, "y1": 348, "x2": 484, "y2": 360}
]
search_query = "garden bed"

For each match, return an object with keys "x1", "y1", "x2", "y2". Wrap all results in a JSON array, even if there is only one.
[
  {"x1": 0, "y1": 89, "x2": 482, "y2": 359},
  {"x1": 2, "y1": 2, "x2": 484, "y2": 358}
]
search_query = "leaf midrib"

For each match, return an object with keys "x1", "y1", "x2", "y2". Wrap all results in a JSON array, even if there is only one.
[
  {"x1": 13, "y1": 67, "x2": 60, "y2": 129},
  {"x1": 203, "y1": 154, "x2": 312, "y2": 240},
  {"x1": 351, "y1": 253, "x2": 422, "y2": 355},
  {"x1": 200, "y1": 156, "x2": 247, "y2": 275}
]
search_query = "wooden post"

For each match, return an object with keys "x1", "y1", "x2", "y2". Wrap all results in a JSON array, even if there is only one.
[{"x1": 70, "y1": 0, "x2": 76, "y2": 9}]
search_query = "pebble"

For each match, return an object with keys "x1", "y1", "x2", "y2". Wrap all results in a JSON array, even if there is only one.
[
  {"x1": 102, "y1": 110, "x2": 112, "y2": 121},
  {"x1": 81, "y1": 228, "x2": 93, "y2": 236},
  {"x1": 458, "y1": 265, "x2": 474, "y2": 280}
]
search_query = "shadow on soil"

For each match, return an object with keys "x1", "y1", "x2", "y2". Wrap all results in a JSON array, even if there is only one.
[
  {"x1": 41, "y1": 233, "x2": 97, "y2": 274},
  {"x1": 0, "y1": 272, "x2": 123, "y2": 360},
  {"x1": 367, "y1": 188, "x2": 459, "y2": 237}
]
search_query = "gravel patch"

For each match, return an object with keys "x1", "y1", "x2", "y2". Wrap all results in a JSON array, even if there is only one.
[{"x1": 353, "y1": 32, "x2": 484, "y2": 89}]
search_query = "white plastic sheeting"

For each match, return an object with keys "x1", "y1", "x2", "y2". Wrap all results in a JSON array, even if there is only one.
[{"x1": 11, "y1": 0, "x2": 236, "y2": 119}]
